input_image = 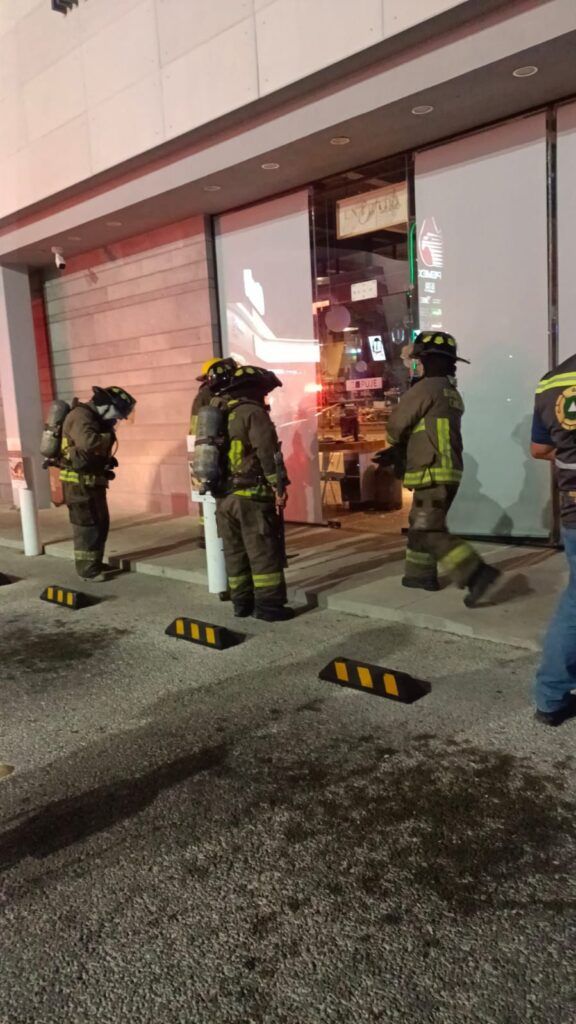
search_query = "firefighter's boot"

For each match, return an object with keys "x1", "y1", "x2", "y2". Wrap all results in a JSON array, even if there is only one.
[{"x1": 464, "y1": 564, "x2": 502, "y2": 608}]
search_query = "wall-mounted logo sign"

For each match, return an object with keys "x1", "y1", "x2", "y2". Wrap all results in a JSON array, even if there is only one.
[
  {"x1": 51, "y1": 0, "x2": 79, "y2": 13},
  {"x1": 337, "y1": 183, "x2": 408, "y2": 240},
  {"x1": 418, "y1": 217, "x2": 444, "y2": 269}
]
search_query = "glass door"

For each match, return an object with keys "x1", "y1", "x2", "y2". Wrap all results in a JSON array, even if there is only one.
[{"x1": 311, "y1": 155, "x2": 417, "y2": 534}]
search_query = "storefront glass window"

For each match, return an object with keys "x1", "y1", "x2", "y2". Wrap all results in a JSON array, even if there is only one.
[{"x1": 311, "y1": 155, "x2": 416, "y2": 531}]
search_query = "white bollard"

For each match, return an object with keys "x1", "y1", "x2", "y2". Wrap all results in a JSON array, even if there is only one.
[
  {"x1": 19, "y1": 487, "x2": 42, "y2": 556},
  {"x1": 192, "y1": 490, "x2": 228, "y2": 594}
]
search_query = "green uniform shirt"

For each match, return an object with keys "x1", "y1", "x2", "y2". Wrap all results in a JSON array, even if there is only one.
[{"x1": 386, "y1": 375, "x2": 464, "y2": 489}]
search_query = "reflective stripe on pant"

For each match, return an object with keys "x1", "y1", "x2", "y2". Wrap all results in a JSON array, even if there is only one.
[
  {"x1": 534, "y1": 526, "x2": 576, "y2": 713},
  {"x1": 64, "y1": 487, "x2": 110, "y2": 579},
  {"x1": 216, "y1": 493, "x2": 286, "y2": 612},
  {"x1": 405, "y1": 483, "x2": 482, "y2": 587}
]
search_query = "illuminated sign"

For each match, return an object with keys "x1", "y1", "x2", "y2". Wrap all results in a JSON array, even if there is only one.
[
  {"x1": 351, "y1": 279, "x2": 378, "y2": 301},
  {"x1": 345, "y1": 377, "x2": 383, "y2": 392},
  {"x1": 418, "y1": 217, "x2": 444, "y2": 269},
  {"x1": 337, "y1": 183, "x2": 408, "y2": 240},
  {"x1": 368, "y1": 335, "x2": 386, "y2": 361}
]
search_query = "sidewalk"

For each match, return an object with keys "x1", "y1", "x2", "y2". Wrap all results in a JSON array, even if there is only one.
[{"x1": 0, "y1": 504, "x2": 564, "y2": 651}]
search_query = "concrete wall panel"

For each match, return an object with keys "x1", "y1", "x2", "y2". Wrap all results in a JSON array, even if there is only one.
[
  {"x1": 82, "y1": 0, "x2": 158, "y2": 109},
  {"x1": 17, "y1": 0, "x2": 81, "y2": 84},
  {"x1": 0, "y1": 0, "x2": 475, "y2": 218},
  {"x1": 256, "y1": 0, "x2": 383, "y2": 95},
  {"x1": 89, "y1": 72, "x2": 165, "y2": 174},
  {"x1": 23, "y1": 50, "x2": 85, "y2": 143},
  {"x1": 157, "y1": 0, "x2": 251, "y2": 66},
  {"x1": 162, "y1": 18, "x2": 258, "y2": 140}
]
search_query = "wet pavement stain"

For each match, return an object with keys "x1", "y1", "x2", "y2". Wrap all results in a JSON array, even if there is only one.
[
  {"x1": 0, "y1": 622, "x2": 128, "y2": 676},
  {"x1": 250, "y1": 741, "x2": 576, "y2": 914}
]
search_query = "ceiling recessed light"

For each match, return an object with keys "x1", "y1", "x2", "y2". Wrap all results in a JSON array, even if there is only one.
[
  {"x1": 67, "y1": 235, "x2": 82, "y2": 242},
  {"x1": 512, "y1": 65, "x2": 538, "y2": 78},
  {"x1": 203, "y1": 184, "x2": 221, "y2": 192},
  {"x1": 105, "y1": 220, "x2": 123, "y2": 227},
  {"x1": 330, "y1": 136, "x2": 351, "y2": 146},
  {"x1": 411, "y1": 104, "x2": 434, "y2": 116},
  {"x1": 261, "y1": 161, "x2": 280, "y2": 170}
]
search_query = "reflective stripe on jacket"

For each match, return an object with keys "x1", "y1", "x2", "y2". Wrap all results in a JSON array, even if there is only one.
[{"x1": 386, "y1": 376, "x2": 464, "y2": 489}]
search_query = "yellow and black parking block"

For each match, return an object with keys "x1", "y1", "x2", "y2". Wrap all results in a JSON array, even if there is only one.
[
  {"x1": 40, "y1": 585, "x2": 97, "y2": 610},
  {"x1": 165, "y1": 617, "x2": 242, "y2": 650},
  {"x1": 319, "y1": 657, "x2": 430, "y2": 704}
]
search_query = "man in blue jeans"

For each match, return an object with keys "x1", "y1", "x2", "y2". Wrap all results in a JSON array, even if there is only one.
[{"x1": 531, "y1": 354, "x2": 576, "y2": 726}]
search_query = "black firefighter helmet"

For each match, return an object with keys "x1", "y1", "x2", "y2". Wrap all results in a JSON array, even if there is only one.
[
  {"x1": 207, "y1": 362, "x2": 282, "y2": 397},
  {"x1": 412, "y1": 331, "x2": 470, "y2": 364},
  {"x1": 92, "y1": 385, "x2": 136, "y2": 419}
]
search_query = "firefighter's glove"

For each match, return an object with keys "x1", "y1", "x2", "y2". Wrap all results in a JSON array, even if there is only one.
[
  {"x1": 105, "y1": 470, "x2": 116, "y2": 481},
  {"x1": 372, "y1": 445, "x2": 406, "y2": 479},
  {"x1": 372, "y1": 448, "x2": 396, "y2": 467},
  {"x1": 107, "y1": 456, "x2": 119, "y2": 469}
]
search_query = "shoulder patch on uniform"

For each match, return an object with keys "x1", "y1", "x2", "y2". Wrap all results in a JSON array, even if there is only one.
[{"x1": 555, "y1": 386, "x2": 576, "y2": 430}]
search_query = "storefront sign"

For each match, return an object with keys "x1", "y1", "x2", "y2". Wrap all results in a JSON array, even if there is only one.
[
  {"x1": 345, "y1": 377, "x2": 383, "y2": 392},
  {"x1": 337, "y1": 183, "x2": 408, "y2": 240},
  {"x1": 351, "y1": 279, "x2": 378, "y2": 301}
]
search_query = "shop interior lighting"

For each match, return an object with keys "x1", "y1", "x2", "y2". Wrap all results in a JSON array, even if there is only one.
[
  {"x1": 512, "y1": 65, "x2": 538, "y2": 78},
  {"x1": 330, "y1": 136, "x2": 351, "y2": 146},
  {"x1": 105, "y1": 220, "x2": 123, "y2": 227},
  {"x1": 203, "y1": 185, "x2": 221, "y2": 192},
  {"x1": 411, "y1": 105, "x2": 434, "y2": 115},
  {"x1": 67, "y1": 235, "x2": 82, "y2": 241},
  {"x1": 261, "y1": 162, "x2": 280, "y2": 170}
]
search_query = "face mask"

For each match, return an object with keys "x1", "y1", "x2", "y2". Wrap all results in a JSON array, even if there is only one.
[{"x1": 96, "y1": 404, "x2": 121, "y2": 424}]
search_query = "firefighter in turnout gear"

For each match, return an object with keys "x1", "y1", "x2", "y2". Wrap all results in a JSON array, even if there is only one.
[
  {"x1": 206, "y1": 362, "x2": 293, "y2": 622},
  {"x1": 189, "y1": 358, "x2": 237, "y2": 551},
  {"x1": 60, "y1": 385, "x2": 136, "y2": 581},
  {"x1": 381, "y1": 331, "x2": 501, "y2": 608}
]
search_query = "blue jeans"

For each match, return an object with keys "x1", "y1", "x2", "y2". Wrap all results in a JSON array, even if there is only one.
[{"x1": 534, "y1": 526, "x2": 576, "y2": 713}]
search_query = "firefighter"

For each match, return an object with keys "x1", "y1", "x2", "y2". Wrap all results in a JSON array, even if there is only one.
[
  {"x1": 189, "y1": 358, "x2": 237, "y2": 551},
  {"x1": 381, "y1": 331, "x2": 501, "y2": 607},
  {"x1": 530, "y1": 353, "x2": 576, "y2": 725},
  {"x1": 60, "y1": 385, "x2": 136, "y2": 581},
  {"x1": 205, "y1": 361, "x2": 293, "y2": 621},
  {"x1": 189, "y1": 358, "x2": 237, "y2": 438}
]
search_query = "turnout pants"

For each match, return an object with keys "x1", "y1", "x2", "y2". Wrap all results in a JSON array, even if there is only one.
[
  {"x1": 216, "y1": 494, "x2": 286, "y2": 613},
  {"x1": 64, "y1": 486, "x2": 110, "y2": 579},
  {"x1": 405, "y1": 484, "x2": 482, "y2": 587}
]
